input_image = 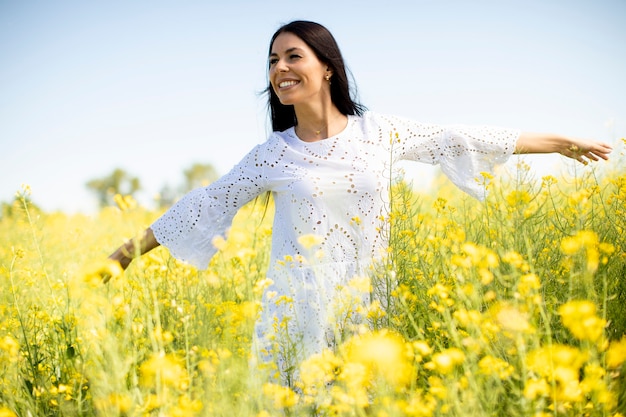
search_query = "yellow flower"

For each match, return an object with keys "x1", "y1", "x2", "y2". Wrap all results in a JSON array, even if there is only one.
[
  {"x1": 460, "y1": 242, "x2": 499, "y2": 269},
  {"x1": 453, "y1": 308, "x2": 482, "y2": 328},
  {"x1": 560, "y1": 235, "x2": 582, "y2": 255},
  {"x1": 342, "y1": 330, "x2": 414, "y2": 388},
  {"x1": 412, "y1": 340, "x2": 432, "y2": 361},
  {"x1": 505, "y1": 190, "x2": 531, "y2": 207},
  {"x1": 560, "y1": 230, "x2": 605, "y2": 272},
  {"x1": 606, "y1": 337, "x2": 626, "y2": 368},
  {"x1": 527, "y1": 345, "x2": 587, "y2": 373},
  {"x1": 425, "y1": 348, "x2": 465, "y2": 375},
  {"x1": 299, "y1": 349, "x2": 341, "y2": 394},
  {"x1": 113, "y1": 193, "x2": 137, "y2": 211},
  {"x1": 80, "y1": 258, "x2": 124, "y2": 286},
  {"x1": 502, "y1": 250, "x2": 528, "y2": 270},
  {"x1": 211, "y1": 235, "x2": 227, "y2": 251},
  {"x1": 262, "y1": 383, "x2": 299, "y2": 409},
  {"x1": 297, "y1": 233, "x2": 324, "y2": 250},
  {"x1": 0, "y1": 335, "x2": 19, "y2": 359},
  {"x1": 523, "y1": 378, "x2": 550, "y2": 400},
  {"x1": 351, "y1": 216, "x2": 362, "y2": 226},
  {"x1": 517, "y1": 273, "x2": 541, "y2": 296},
  {"x1": 139, "y1": 353, "x2": 188, "y2": 389},
  {"x1": 478, "y1": 355, "x2": 515, "y2": 379},
  {"x1": 487, "y1": 302, "x2": 534, "y2": 334},
  {"x1": 526, "y1": 344, "x2": 587, "y2": 402},
  {"x1": 107, "y1": 393, "x2": 133, "y2": 414},
  {"x1": 558, "y1": 300, "x2": 606, "y2": 342},
  {"x1": 541, "y1": 175, "x2": 557, "y2": 187},
  {"x1": 0, "y1": 407, "x2": 17, "y2": 417},
  {"x1": 348, "y1": 275, "x2": 372, "y2": 293}
]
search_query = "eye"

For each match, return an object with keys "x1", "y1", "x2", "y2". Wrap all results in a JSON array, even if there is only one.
[
  {"x1": 268, "y1": 57, "x2": 278, "y2": 66},
  {"x1": 289, "y1": 54, "x2": 301, "y2": 60}
]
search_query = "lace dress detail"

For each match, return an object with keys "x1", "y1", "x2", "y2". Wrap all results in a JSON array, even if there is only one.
[{"x1": 151, "y1": 111, "x2": 519, "y2": 381}]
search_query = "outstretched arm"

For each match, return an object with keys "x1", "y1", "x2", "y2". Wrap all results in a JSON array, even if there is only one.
[
  {"x1": 105, "y1": 227, "x2": 160, "y2": 282},
  {"x1": 515, "y1": 132, "x2": 613, "y2": 164}
]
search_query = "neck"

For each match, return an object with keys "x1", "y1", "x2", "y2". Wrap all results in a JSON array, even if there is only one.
[{"x1": 294, "y1": 107, "x2": 346, "y2": 142}]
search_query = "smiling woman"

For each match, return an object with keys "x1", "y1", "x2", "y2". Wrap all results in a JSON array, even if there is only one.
[{"x1": 106, "y1": 20, "x2": 612, "y2": 388}]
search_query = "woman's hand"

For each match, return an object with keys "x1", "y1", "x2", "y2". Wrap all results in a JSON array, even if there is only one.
[
  {"x1": 515, "y1": 132, "x2": 613, "y2": 164},
  {"x1": 103, "y1": 228, "x2": 160, "y2": 283},
  {"x1": 558, "y1": 138, "x2": 613, "y2": 165}
]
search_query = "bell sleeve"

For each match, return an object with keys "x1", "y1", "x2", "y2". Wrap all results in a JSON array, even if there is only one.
[
  {"x1": 376, "y1": 113, "x2": 519, "y2": 200},
  {"x1": 151, "y1": 144, "x2": 270, "y2": 269}
]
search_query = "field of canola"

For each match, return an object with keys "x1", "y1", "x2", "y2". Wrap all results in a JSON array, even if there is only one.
[{"x1": 1, "y1": 149, "x2": 626, "y2": 417}]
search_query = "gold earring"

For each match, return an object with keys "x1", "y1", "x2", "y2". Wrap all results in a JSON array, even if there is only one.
[{"x1": 325, "y1": 74, "x2": 331, "y2": 81}]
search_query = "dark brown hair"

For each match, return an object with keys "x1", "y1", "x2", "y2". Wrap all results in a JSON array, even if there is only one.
[{"x1": 265, "y1": 20, "x2": 366, "y2": 132}]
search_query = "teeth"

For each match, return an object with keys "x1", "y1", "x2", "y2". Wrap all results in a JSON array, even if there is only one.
[{"x1": 279, "y1": 80, "x2": 298, "y2": 88}]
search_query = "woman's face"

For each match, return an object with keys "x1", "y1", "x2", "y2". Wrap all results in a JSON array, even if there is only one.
[{"x1": 269, "y1": 32, "x2": 331, "y2": 107}]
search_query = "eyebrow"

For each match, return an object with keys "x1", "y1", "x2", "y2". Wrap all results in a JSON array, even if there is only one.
[{"x1": 269, "y1": 47, "x2": 303, "y2": 58}]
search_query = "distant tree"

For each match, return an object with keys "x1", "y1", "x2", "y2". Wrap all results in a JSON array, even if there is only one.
[
  {"x1": 155, "y1": 183, "x2": 178, "y2": 210},
  {"x1": 86, "y1": 168, "x2": 141, "y2": 208},
  {"x1": 182, "y1": 163, "x2": 219, "y2": 192}
]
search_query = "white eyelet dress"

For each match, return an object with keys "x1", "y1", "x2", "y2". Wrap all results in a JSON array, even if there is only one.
[{"x1": 150, "y1": 111, "x2": 519, "y2": 383}]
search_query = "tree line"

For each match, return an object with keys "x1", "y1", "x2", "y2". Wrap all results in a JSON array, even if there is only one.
[
  {"x1": 86, "y1": 162, "x2": 219, "y2": 209},
  {"x1": 1, "y1": 162, "x2": 219, "y2": 218}
]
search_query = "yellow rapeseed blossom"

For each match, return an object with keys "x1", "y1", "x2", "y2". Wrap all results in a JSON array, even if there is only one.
[
  {"x1": 335, "y1": 362, "x2": 370, "y2": 408},
  {"x1": 526, "y1": 344, "x2": 588, "y2": 402},
  {"x1": 297, "y1": 233, "x2": 324, "y2": 250},
  {"x1": 348, "y1": 275, "x2": 372, "y2": 293},
  {"x1": 505, "y1": 190, "x2": 532, "y2": 207},
  {"x1": 105, "y1": 393, "x2": 133, "y2": 414},
  {"x1": 558, "y1": 300, "x2": 606, "y2": 342},
  {"x1": 0, "y1": 335, "x2": 19, "y2": 359},
  {"x1": 113, "y1": 193, "x2": 137, "y2": 211},
  {"x1": 488, "y1": 302, "x2": 534, "y2": 335},
  {"x1": 478, "y1": 355, "x2": 515, "y2": 379},
  {"x1": 541, "y1": 175, "x2": 557, "y2": 187},
  {"x1": 262, "y1": 383, "x2": 299, "y2": 409},
  {"x1": 452, "y1": 308, "x2": 482, "y2": 328},
  {"x1": 502, "y1": 250, "x2": 530, "y2": 272},
  {"x1": 80, "y1": 258, "x2": 124, "y2": 286},
  {"x1": 461, "y1": 242, "x2": 499, "y2": 269},
  {"x1": 299, "y1": 349, "x2": 341, "y2": 394},
  {"x1": 412, "y1": 341, "x2": 432, "y2": 362},
  {"x1": 517, "y1": 273, "x2": 541, "y2": 297},
  {"x1": 559, "y1": 230, "x2": 609, "y2": 273},
  {"x1": 425, "y1": 348, "x2": 465, "y2": 375},
  {"x1": 606, "y1": 337, "x2": 626, "y2": 368},
  {"x1": 139, "y1": 353, "x2": 188, "y2": 389},
  {"x1": 523, "y1": 378, "x2": 551, "y2": 400},
  {"x1": 560, "y1": 230, "x2": 599, "y2": 255},
  {"x1": 342, "y1": 330, "x2": 414, "y2": 388},
  {"x1": 211, "y1": 235, "x2": 228, "y2": 251},
  {"x1": 0, "y1": 408, "x2": 17, "y2": 417}
]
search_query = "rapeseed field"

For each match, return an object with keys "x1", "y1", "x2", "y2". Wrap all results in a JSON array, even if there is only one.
[{"x1": 1, "y1": 145, "x2": 625, "y2": 416}]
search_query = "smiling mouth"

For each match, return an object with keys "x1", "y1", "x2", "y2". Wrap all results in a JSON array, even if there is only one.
[{"x1": 278, "y1": 80, "x2": 299, "y2": 88}]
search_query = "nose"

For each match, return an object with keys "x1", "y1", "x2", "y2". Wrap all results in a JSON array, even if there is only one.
[{"x1": 274, "y1": 58, "x2": 289, "y2": 73}]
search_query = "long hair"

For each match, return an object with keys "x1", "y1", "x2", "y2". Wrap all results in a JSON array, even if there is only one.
[{"x1": 265, "y1": 21, "x2": 366, "y2": 132}]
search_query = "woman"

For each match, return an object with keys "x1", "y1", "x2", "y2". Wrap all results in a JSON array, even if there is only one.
[{"x1": 107, "y1": 20, "x2": 612, "y2": 384}]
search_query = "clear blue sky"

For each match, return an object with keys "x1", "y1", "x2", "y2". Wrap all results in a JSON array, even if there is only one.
[{"x1": 1, "y1": 0, "x2": 625, "y2": 213}]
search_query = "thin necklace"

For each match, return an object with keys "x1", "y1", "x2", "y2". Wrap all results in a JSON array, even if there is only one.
[{"x1": 296, "y1": 114, "x2": 343, "y2": 138}]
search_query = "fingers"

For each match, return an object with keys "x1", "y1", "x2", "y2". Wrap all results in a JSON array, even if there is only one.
[{"x1": 568, "y1": 140, "x2": 613, "y2": 164}]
